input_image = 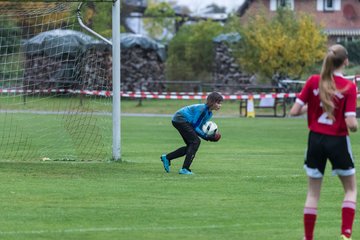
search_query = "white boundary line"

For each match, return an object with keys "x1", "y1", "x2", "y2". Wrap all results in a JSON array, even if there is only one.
[
  {"x1": 0, "y1": 217, "x2": 339, "y2": 236},
  {"x1": 0, "y1": 225, "x2": 242, "y2": 235}
]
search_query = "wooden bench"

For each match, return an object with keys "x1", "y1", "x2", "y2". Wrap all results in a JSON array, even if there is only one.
[{"x1": 239, "y1": 85, "x2": 286, "y2": 117}]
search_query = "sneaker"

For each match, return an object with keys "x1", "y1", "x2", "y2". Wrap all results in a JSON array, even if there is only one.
[
  {"x1": 160, "y1": 154, "x2": 170, "y2": 173},
  {"x1": 340, "y1": 235, "x2": 352, "y2": 240},
  {"x1": 179, "y1": 168, "x2": 193, "y2": 175}
]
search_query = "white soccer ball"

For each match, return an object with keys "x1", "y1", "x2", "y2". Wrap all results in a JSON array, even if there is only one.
[{"x1": 202, "y1": 121, "x2": 218, "y2": 136}]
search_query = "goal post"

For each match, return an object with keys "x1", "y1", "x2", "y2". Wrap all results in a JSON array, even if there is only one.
[
  {"x1": 77, "y1": 0, "x2": 121, "y2": 161},
  {"x1": 0, "y1": 1, "x2": 121, "y2": 162},
  {"x1": 111, "y1": 0, "x2": 121, "y2": 161}
]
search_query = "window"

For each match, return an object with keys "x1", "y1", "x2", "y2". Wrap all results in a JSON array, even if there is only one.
[
  {"x1": 317, "y1": 0, "x2": 341, "y2": 11},
  {"x1": 324, "y1": 0, "x2": 334, "y2": 11},
  {"x1": 270, "y1": 0, "x2": 294, "y2": 11},
  {"x1": 336, "y1": 36, "x2": 357, "y2": 43},
  {"x1": 278, "y1": 0, "x2": 287, "y2": 7}
]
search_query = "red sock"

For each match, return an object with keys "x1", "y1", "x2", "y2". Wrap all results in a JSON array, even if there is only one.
[
  {"x1": 342, "y1": 201, "x2": 356, "y2": 238},
  {"x1": 304, "y1": 207, "x2": 317, "y2": 240}
]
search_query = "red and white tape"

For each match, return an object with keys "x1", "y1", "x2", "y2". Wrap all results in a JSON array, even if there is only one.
[
  {"x1": 2, "y1": 80, "x2": 360, "y2": 100},
  {"x1": 2, "y1": 88, "x2": 360, "y2": 99},
  {"x1": 0, "y1": 88, "x2": 301, "y2": 99},
  {"x1": 120, "y1": 92, "x2": 300, "y2": 100}
]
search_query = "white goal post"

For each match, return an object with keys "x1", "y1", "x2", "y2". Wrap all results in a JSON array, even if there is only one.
[{"x1": 111, "y1": 0, "x2": 121, "y2": 161}]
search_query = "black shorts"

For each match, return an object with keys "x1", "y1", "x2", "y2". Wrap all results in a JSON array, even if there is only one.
[{"x1": 304, "y1": 131, "x2": 355, "y2": 178}]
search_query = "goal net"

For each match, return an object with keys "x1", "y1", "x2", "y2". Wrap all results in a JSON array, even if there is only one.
[{"x1": 0, "y1": 2, "x2": 114, "y2": 161}]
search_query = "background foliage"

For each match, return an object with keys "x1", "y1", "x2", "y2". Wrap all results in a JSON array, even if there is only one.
[
  {"x1": 234, "y1": 9, "x2": 327, "y2": 82},
  {"x1": 166, "y1": 20, "x2": 224, "y2": 81},
  {"x1": 1, "y1": 1, "x2": 357, "y2": 86},
  {"x1": 340, "y1": 40, "x2": 360, "y2": 64},
  {"x1": 81, "y1": 2, "x2": 128, "y2": 37},
  {"x1": 144, "y1": 0, "x2": 176, "y2": 42},
  {"x1": 0, "y1": 17, "x2": 21, "y2": 80},
  {"x1": 0, "y1": 2, "x2": 75, "y2": 35}
]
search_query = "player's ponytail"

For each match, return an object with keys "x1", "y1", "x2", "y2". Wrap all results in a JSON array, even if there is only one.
[{"x1": 319, "y1": 44, "x2": 348, "y2": 120}]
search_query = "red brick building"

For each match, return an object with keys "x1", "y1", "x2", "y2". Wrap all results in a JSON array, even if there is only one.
[{"x1": 238, "y1": 0, "x2": 360, "y2": 44}]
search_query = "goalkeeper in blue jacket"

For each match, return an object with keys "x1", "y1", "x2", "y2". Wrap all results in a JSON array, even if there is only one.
[{"x1": 160, "y1": 92, "x2": 223, "y2": 175}]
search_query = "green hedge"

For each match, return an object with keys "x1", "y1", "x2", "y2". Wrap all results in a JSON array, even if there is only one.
[
  {"x1": 340, "y1": 40, "x2": 360, "y2": 64},
  {"x1": 0, "y1": 17, "x2": 21, "y2": 80}
]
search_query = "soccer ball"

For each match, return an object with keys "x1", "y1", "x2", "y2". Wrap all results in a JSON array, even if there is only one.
[{"x1": 202, "y1": 121, "x2": 218, "y2": 136}]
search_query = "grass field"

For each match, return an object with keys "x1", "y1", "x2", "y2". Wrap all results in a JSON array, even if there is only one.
[
  {"x1": 0, "y1": 97, "x2": 288, "y2": 161},
  {"x1": 1, "y1": 114, "x2": 359, "y2": 239}
]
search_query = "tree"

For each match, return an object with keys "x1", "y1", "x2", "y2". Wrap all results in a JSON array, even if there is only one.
[
  {"x1": 340, "y1": 40, "x2": 360, "y2": 64},
  {"x1": 90, "y1": 2, "x2": 112, "y2": 37},
  {"x1": 0, "y1": 18, "x2": 21, "y2": 80},
  {"x1": 143, "y1": 1, "x2": 176, "y2": 42},
  {"x1": 166, "y1": 20, "x2": 224, "y2": 81},
  {"x1": 234, "y1": 9, "x2": 327, "y2": 82},
  {"x1": 0, "y1": 2, "x2": 75, "y2": 36},
  {"x1": 223, "y1": 13, "x2": 242, "y2": 33},
  {"x1": 82, "y1": 1, "x2": 127, "y2": 38}
]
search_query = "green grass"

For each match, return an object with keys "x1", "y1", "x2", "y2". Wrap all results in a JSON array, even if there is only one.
[
  {"x1": 0, "y1": 94, "x2": 290, "y2": 116},
  {"x1": 0, "y1": 95, "x2": 113, "y2": 112},
  {"x1": 121, "y1": 98, "x2": 289, "y2": 117},
  {"x1": 0, "y1": 96, "x2": 286, "y2": 161},
  {"x1": 0, "y1": 113, "x2": 112, "y2": 161},
  {"x1": 0, "y1": 116, "x2": 359, "y2": 239}
]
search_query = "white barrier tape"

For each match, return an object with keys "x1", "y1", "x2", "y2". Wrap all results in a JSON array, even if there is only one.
[
  {"x1": 0, "y1": 88, "x2": 299, "y2": 99},
  {"x1": 127, "y1": 91, "x2": 209, "y2": 95},
  {"x1": 345, "y1": 75, "x2": 360, "y2": 82},
  {"x1": 1, "y1": 88, "x2": 360, "y2": 99}
]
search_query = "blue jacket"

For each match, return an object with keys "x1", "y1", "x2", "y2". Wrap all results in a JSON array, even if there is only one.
[{"x1": 172, "y1": 103, "x2": 212, "y2": 139}]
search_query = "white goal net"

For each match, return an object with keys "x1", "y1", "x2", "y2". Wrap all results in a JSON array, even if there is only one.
[{"x1": 0, "y1": 2, "x2": 114, "y2": 161}]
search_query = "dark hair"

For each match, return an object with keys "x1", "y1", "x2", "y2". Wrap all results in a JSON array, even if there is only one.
[
  {"x1": 206, "y1": 92, "x2": 223, "y2": 105},
  {"x1": 319, "y1": 44, "x2": 348, "y2": 119}
]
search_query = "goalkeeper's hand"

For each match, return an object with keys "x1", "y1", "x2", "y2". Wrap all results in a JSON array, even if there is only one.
[{"x1": 207, "y1": 132, "x2": 221, "y2": 142}]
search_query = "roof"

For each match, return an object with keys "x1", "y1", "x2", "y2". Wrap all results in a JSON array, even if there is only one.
[
  {"x1": 237, "y1": 1, "x2": 360, "y2": 37},
  {"x1": 323, "y1": 29, "x2": 360, "y2": 36}
]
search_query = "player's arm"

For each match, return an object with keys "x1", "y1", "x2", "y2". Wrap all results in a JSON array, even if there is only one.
[
  {"x1": 345, "y1": 82, "x2": 358, "y2": 132},
  {"x1": 196, "y1": 119, "x2": 221, "y2": 142},
  {"x1": 289, "y1": 76, "x2": 312, "y2": 117},
  {"x1": 193, "y1": 106, "x2": 209, "y2": 140},
  {"x1": 195, "y1": 126, "x2": 208, "y2": 140},
  {"x1": 345, "y1": 116, "x2": 358, "y2": 132},
  {"x1": 289, "y1": 101, "x2": 307, "y2": 116},
  {"x1": 194, "y1": 126, "x2": 221, "y2": 141},
  {"x1": 195, "y1": 121, "x2": 220, "y2": 141}
]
